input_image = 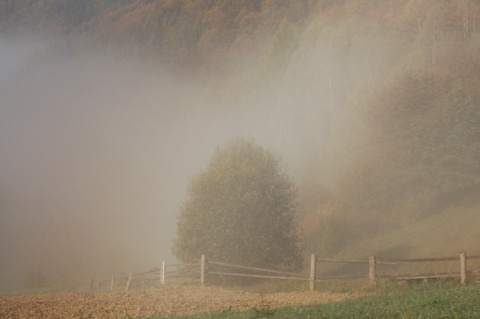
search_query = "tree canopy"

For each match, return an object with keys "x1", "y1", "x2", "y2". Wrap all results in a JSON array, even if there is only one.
[{"x1": 173, "y1": 138, "x2": 302, "y2": 271}]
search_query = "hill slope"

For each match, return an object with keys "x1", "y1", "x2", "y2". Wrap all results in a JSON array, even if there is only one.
[{"x1": 1, "y1": 0, "x2": 479, "y2": 281}]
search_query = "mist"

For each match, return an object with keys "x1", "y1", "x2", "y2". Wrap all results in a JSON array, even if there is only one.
[
  {"x1": 1, "y1": 0, "x2": 478, "y2": 301},
  {"x1": 0, "y1": 36, "x2": 324, "y2": 293},
  {"x1": 0, "y1": 39, "x2": 202, "y2": 291}
]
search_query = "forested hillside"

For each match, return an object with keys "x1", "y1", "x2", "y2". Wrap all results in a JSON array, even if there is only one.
[
  {"x1": 2, "y1": 0, "x2": 479, "y2": 265},
  {"x1": 1, "y1": 0, "x2": 317, "y2": 73}
]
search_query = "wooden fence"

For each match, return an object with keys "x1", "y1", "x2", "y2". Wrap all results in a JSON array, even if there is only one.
[
  {"x1": 90, "y1": 262, "x2": 200, "y2": 292},
  {"x1": 90, "y1": 251, "x2": 480, "y2": 292},
  {"x1": 204, "y1": 252, "x2": 480, "y2": 290},
  {"x1": 311, "y1": 251, "x2": 480, "y2": 289},
  {"x1": 206, "y1": 260, "x2": 308, "y2": 282}
]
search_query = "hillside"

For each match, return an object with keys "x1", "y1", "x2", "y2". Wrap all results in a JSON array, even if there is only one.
[
  {"x1": 318, "y1": 202, "x2": 480, "y2": 278},
  {"x1": 0, "y1": 0, "x2": 316, "y2": 74},
  {"x1": 1, "y1": 0, "x2": 479, "y2": 291}
]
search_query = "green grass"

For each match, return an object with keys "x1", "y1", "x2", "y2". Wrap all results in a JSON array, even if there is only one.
[{"x1": 147, "y1": 282, "x2": 480, "y2": 319}]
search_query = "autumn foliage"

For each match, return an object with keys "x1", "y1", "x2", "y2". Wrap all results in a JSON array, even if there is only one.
[
  {"x1": 4, "y1": 0, "x2": 479, "y2": 259},
  {"x1": 173, "y1": 139, "x2": 302, "y2": 271}
]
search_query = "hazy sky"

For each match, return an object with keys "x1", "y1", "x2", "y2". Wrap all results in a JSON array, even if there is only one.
[
  {"x1": 0, "y1": 38, "x2": 227, "y2": 291},
  {"x1": 0, "y1": 36, "x2": 319, "y2": 292}
]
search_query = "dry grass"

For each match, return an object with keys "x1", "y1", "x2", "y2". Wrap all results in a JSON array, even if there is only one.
[{"x1": 0, "y1": 285, "x2": 357, "y2": 319}]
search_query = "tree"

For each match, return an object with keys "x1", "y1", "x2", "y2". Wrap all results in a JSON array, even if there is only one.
[
  {"x1": 173, "y1": 138, "x2": 302, "y2": 271},
  {"x1": 265, "y1": 19, "x2": 298, "y2": 78},
  {"x1": 339, "y1": 65, "x2": 480, "y2": 226}
]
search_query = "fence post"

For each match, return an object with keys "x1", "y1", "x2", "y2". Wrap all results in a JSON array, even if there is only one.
[
  {"x1": 460, "y1": 251, "x2": 467, "y2": 285},
  {"x1": 89, "y1": 277, "x2": 95, "y2": 292},
  {"x1": 125, "y1": 272, "x2": 132, "y2": 292},
  {"x1": 161, "y1": 261, "x2": 166, "y2": 285},
  {"x1": 110, "y1": 276, "x2": 114, "y2": 292},
  {"x1": 310, "y1": 254, "x2": 316, "y2": 291},
  {"x1": 200, "y1": 254, "x2": 206, "y2": 286},
  {"x1": 369, "y1": 255, "x2": 377, "y2": 285}
]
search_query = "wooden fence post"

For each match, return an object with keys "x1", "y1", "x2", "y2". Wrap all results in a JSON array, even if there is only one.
[
  {"x1": 369, "y1": 255, "x2": 377, "y2": 285},
  {"x1": 110, "y1": 276, "x2": 114, "y2": 291},
  {"x1": 89, "y1": 277, "x2": 95, "y2": 292},
  {"x1": 310, "y1": 254, "x2": 316, "y2": 291},
  {"x1": 161, "y1": 261, "x2": 166, "y2": 285},
  {"x1": 200, "y1": 255, "x2": 206, "y2": 286},
  {"x1": 125, "y1": 273, "x2": 132, "y2": 292},
  {"x1": 460, "y1": 251, "x2": 467, "y2": 285}
]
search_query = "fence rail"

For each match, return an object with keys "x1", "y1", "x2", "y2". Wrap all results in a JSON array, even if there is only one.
[
  {"x1": 88, "y1": 251, "x2": 480, "y2": 292},
  {"x1": 378, "y1": 272, "x2": 459, "y2": 280},
  {"x1": 310, "y1": 251, "x2": 480, "y2": 289},
  {"x1": 376, "y1": 256, "x2": 459, "y2": 263},
  {"x1": 207, "y1": 271, "x2": 308, "y2": 281},
  {"x1": 88, "y1": 261, "x2": 201, "y2": 292},
  {"x1": 209, "y1": 261, "x2": 307, "y2": 278}
]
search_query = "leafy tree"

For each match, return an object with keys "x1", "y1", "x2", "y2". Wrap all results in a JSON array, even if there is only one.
[
  {"x1": 173, "y1": 138, "x2": 302, "y2": 271},
  {"x1": 340, "y1": 64, "x2": 480, "y2": 225}
]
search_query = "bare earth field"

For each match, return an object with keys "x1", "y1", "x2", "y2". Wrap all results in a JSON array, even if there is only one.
[{"x1": 0, "y1": 285, "x2": 355, "y2": 318}]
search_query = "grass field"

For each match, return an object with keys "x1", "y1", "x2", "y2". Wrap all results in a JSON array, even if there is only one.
[{"x1": 156, "y1": 282, "x2": 480, "y2": 319}]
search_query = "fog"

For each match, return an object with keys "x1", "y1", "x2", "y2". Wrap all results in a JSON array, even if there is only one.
[{"x1": 0, "y1": 36, "x2": 325, "y2": 292}]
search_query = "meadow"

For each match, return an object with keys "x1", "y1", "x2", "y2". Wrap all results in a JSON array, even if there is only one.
[{"x1": 157, "y1": 281, "x2": 480, "y2": 319}]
